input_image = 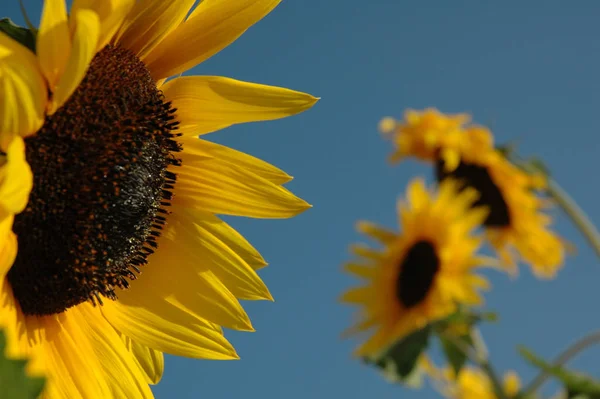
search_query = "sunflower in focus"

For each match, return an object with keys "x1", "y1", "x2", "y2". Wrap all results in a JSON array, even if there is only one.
[
  {"x1": 432, "y1": 366, "x2": 522, "y2": 399},
  {"x1": 0, "y1": 1, "x2": 317, "y2": 397},
  {"x1": 341, "y1": 178, "x2": 490, "y2": 356},
  {"x1": 381, "y1": 109, "x2": 564, "y2": 278}
]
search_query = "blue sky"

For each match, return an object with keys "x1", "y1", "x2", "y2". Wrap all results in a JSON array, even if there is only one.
[{"x1": 8, "y1": 1, "x2": 600, "y2": 398}]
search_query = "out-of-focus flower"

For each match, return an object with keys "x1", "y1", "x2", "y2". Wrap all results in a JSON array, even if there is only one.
[
  {"x1": 382, "y1": 109, "x2": 564, "y2": 278},
  {"x1": 341, "y1": 178, "x2": 490, "y2": 356}
]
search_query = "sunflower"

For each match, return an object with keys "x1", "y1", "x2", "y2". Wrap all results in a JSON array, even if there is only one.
[
  {"x1": 341, "y1": 178, "x2": 490, "y2": 356},
  {"x1": 381, "y1": 108, "x2": 564, "y2": 278},
  {"x1": 431, "y1": 366, "x2": 522, "y2": 399},
  {"x1": 0, "y1": 1, "x2": 318, "y2": 397}
]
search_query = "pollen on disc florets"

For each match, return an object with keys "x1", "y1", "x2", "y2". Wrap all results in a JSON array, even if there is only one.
[{"x1": 8, "y1": 45, "x2": 182, "y2": 316}]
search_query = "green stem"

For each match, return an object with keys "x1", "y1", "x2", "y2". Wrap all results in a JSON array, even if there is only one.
[
  {"x1": 523, "y1": 330, "x2": 600, "y2": 396},
  {"x1": 19, "y1": 0, "x2": 37, "y2": 33},
  {"x1": 480, "y1": 362, "x2": 508, "y2": 399},
  {"x1": 546, "y1": 178, "x2": 600, "y2": 259},
  {"x1": 441, "y1": 332, "x2": 508, "y2": 399}
]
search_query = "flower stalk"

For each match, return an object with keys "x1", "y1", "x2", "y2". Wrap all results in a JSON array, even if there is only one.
[
  {"x1": 439, "y1": 331, "x2": 508, "y2": 399},
  {"x1": 522, "y1": 330, "x2": 600, "y2": 396},
  {"x1": 546, "y1": 178, "x2": 600, "y2": 259}
]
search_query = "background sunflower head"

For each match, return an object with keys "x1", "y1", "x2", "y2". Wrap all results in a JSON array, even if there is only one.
[
  {"x1": 341, "y1": 178, "x2": 491, "y2": 356},
  {"x1": 381, "y1": 109, "x2": 565, "y2": 279}
]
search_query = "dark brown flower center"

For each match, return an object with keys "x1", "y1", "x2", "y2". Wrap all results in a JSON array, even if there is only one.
[
  {"x1": 396, "y1": 240, "x2": 439, "y2": 308},
  {"x1": 8, "y1": 45, "x2": 181, "y2": 316},
  {"x1": 435, "y1": 159, "x2": 510, "y2": 227}
]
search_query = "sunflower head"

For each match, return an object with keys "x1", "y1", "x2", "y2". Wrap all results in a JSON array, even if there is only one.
[
  {"x1": 8, "y1": 43, "x2": 186, "y2": 316},
  {"x1": 382, "y1": 109, "x2": 565, "y2": 279},
  {"x1": 0, "y1": 0, "x2": 318, "y2": 396},
  {"x1": 341, "y1": 178, "x2": 490, "y2": 356}
]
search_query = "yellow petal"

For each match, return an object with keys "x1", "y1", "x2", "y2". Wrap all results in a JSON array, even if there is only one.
[
  {"x1": 145, "y1": 0, "x2": 280, "y2": 79},
  {"x1": 74, "y1": 304, "x2": 154, "y2": 398},
  {"x1": 164, "y1": 76, "x2": 318, "y2": 135},
  {"x1": 172, "y1": 194, "x2": 266, "y2": 270},
  {"x1": 188, "y1": 211, "x2": 266, "y2": 271},
  {"x1": 340, "y1": 287, "x2": 371, "y2": 304},
  {"x1": 115, "y1": 0, "x2": 196, "y2": 60},
  {"x1": 350, "y1": 244, "x2": 384, "y2": 261},
  {"x1": 180, "y1": 136, "x2": 292, "y2": 184},
  {"x1": 171, "y1": 207, "x2": 272, "y2": 300},
  {"x1": 137, "y1": 220, "x2": 255, "y2": 330},
  {"x1": 356, "y1": 221, "x2": 397, "y2": 244},
  {"x1": 121, "y1": 335, "x2": 164, "y2": 385},
  {"x1": 0, "y1": 33, "x2": 47, "y2": 140},
  {"x1": 405, "y1": 178, "x2": 429, "y2": 211},
  {"x1": 132, "y1": 343, "x2": 163, "y2": 386},
  {"x1": 0, "y1": 281, "x2": 24, "y2": 358},
  {"x1": 49, "y1": 9, "x2": 100, "y2": 113},
  {"x1": 16, "y1": 310, "x2": 112, "y2": 398},
  {"x1": 174, "y1": 158, "x2": 311, "y2": 218},
  {"x1": 0, "y1": 136, "x2": 32, "y2": 215},
  {"x1": 341, "y1": 317, "x2": 378, "y2": 338},
  {"x1": 355, "y1": 328, "x2": 395, "y2": 357},
  {"x1": 0, "y1": 224, "x2": 16, "y2": 277},
  {"x1": 37, "y1": 0, "x2": 71, "y2": 89},
  {"x1": 101, "y1": 300, "x2": 239, "y2": 360},
  {"x1": 441, "y1": 147, "x2": 460, "y2": 172},
  {"x1": 460, "y1": 206, "x2": 489, "y2": 230},
  {"x1": 155, "y1": 78, "x2": 166, "y2": 89},
  {"x1": 71, "y1": 0, "x2": 135, "y2": 51}
]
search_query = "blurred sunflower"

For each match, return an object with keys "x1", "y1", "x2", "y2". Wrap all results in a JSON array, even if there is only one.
[
  {"x1": 341, "y1": 178, "x2": 490, "y2": 356},
  {"x1": 381, "y1": 109, "x2": 564, "y2": 278},
  {"x1": 432, "y1": 366, "x2": 522, "y2": 399},
  {"x1": 0, "y1": 0, "x2": 317, "y2": 397}
]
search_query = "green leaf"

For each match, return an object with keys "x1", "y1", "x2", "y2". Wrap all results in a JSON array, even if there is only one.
[
  {"x1": 567, "y1": 391, "x2": 600, "y2": 399},
  {"x1": 432, "y1": 309, "x2": 497, "y2": 376},
  {"x1": 361, "y1": 309, "x2": 496, "y2": 387},
  {"x1": 497, "y1": 142, "x2": 518, "y2": 158},
  {"x1": 439, "y1": 332, "x2": 473, "y2": 375},
  {"x1": 0, "y1": 329, "x2": 45, "y2": 399},
  {"x1": 512, "y1": 393, "x2": 539, "y2": 399},
  {"x1": 438, "y1": 308, "x2": 498, "y2": 327},
  {"x1": 363, "y1": 325, "x2": 432, "y2": 387},
  {"x1": 373, "y1": 356, "x2": 426, "y2": 388},
  {"x1": 479, "y1": 311, "x2": 499, "y2": 323},
  {"x1": 519, "y1": 346, "x2": 600, "y2": 398},
  {"x1": 526, "y1": 158, "x2": 551, "y2": 178},
  {"x1": 0, "y1": 18, "x2": 36, "y2": 52}
]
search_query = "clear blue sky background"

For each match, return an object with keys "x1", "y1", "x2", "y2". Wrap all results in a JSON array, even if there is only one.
[{"x1": 8, "y1": 1, "x2": 600, "y2": 398}]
